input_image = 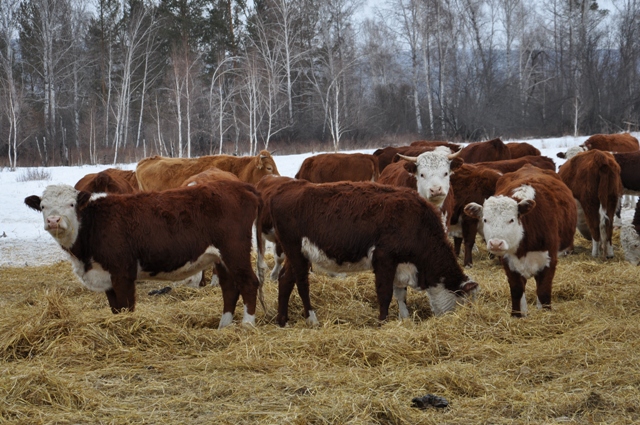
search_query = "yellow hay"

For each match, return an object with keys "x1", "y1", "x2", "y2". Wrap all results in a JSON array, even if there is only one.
[{"x1": 0, "y1": 230, "x2": 639, "y2": 424}]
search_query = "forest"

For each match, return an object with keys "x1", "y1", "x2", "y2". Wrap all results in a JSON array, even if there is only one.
[{"x1": 0, "y1": 0, "x2": 639, "y2": 168}]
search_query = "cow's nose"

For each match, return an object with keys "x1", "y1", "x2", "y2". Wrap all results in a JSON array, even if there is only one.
[
  {"x1": 430, "y1": 187, "x2": 444, "y2": 197},
  {"x1": 488, "y1": 239, "x2": 506, "y2": 252},
  {"x1": 47, "y1": 216, "x2": 61, "y2": 228}
]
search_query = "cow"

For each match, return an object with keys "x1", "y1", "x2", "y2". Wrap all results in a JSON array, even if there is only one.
[
  {"x1": 448, "y1": 164, "x2": 503, "y2": 267},
  {"x1": 24, "y1": 181, "x2": 263, "y2": 329},
  {"x1": 295, "y1": 153, "x2": 380, "y2": 183},
  {"x1": 506, "y1": 142, "x2": 541, "y2": 159},
  {"x1": 74, "y1": 169, "x2": 139, "y2": 194},
  {"x1": 473, "y1": 155, "x2": 556, "y2": 174},
  {"x1": 268, "y1": 180, "x2": 479, "y2": 326},
  {"x1": 135, "y1": 150, "x2": 280, "y2": 191},
  {"x1": 392, "y1": 147, "x2": 463, "y2": 231},
  {"x1": 458, "y1": 138, "x2": 512, "y2": 164},
  {"x1": 464, "y1": 165, "x2": 577, "y2": 317},
  {"x1": 621, "y1": 201, "x2": 640, "y2": 265},
  {"x1": 557, "y1": 133, "x2": 640, "y2": 159},
  {"x1": 255, "y1": 174, "x2": 296, "y2": 281},
  {"x1": 377, "y1": 157, "x2": 455, "y2": 231},
  {"x1": 558, "y1": 150, "x2": 623, "y2": 258}
]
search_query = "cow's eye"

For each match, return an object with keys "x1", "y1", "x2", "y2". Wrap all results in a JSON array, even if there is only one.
[
  {"x1": 420, "y1": 173, "x2": 425, "y2": 179},
  {"x1": 483, "y1": 219, "x2": 487, "y2": 223},
  {"x1": 509, "y1": 219, "x2": 514, "y2": 224},
  {"x1": 70, "y1": 203, "x2": 75, "y2": 208},
  {"x1": 444, "y1": 172, "x2": 449, "y2": 177}
]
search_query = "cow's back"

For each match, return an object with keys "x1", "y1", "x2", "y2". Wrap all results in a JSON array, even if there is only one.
[
  {"x1": 475, "y1": 155, "x2": 556, "y2": 174},
  {"x1": 295, "y1": 153, "x2": 379, "y2": 183},
  {"x1": 75, "y1": 169, "x2": 138, "y2": 194},
  {"x1": 506, "y1": 142, "x2": 541, "y2": 159},
  {"x1": 459, "y1": 138, "x2": 512, "y2": 163},
  {"x1": 583, "y1": 133, "x2": 639, "y2": 153}
]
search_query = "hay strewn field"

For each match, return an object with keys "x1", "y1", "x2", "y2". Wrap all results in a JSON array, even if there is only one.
[{"x1": 1, "y1": 233, "x2": 640, "y2": 425}]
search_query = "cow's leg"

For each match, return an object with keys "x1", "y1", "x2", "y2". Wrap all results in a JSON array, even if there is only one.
[
  {"x1": 462, "y1": 218, "x2": 479, "y2": 268},
  {"x1": 503, "y1": 262, "x2": 527, "y2": 317},
  {"x1": 106, "y1": 276, "x2": 136, "y2": 313},
  {"x1": 372, "y1": 255, "x2": 395, "y2": 322},
  {"x1": 270, "y1": 244, "x2": 285, "y2": 281},
  {"x1": 582, "y1": 202, "x2": 602, "y2": 257},
  {"x1": 453, "y1": 237, "x2": 463, "y2": 257},
  {"x1": 293, "y1": 261, "x2": 317, "y2": 326},
  {"x1": 222, "y1": 254, "x2": 260, "y2": 327},
  {"x1": 277, "y1": 262, "x2": 297, "y2": 327},
  {"x1": 217, "y1": 265, "x2": 240, "y2": 329},
  {"x1": 533, "y1": 260, "x2": 556, "y2": 310},
  {"x1": 601, "y1": 204, "x2": 615, "y2": 259},
  {"x1": 393, "y1": 287, "x2": 410, "y2": 319}
]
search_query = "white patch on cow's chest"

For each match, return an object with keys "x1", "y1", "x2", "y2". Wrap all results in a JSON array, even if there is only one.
[
  {"x1": 505, "y1": 251, "x2": 550, "y2": 279},
  {"x1": 301, "y1": 237, "x2": 374, "y2": 273},
  {"x1": 69, "y1": 256, "x2": 112, "y2": 292},
  {"x1": 138, "y1": 245, "x2": 223, "y2": 281}
]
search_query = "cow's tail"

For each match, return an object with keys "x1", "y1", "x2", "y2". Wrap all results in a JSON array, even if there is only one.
[{"x1": 254, "y1": 189, "x2": 267, "y2": 314}]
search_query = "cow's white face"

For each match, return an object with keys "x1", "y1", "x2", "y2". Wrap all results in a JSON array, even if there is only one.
[
  {"x1": 414, "y1": 150, "x2": 454, "y2": 208},
  {"x1": 30, "y1": 185, "x2": 82, "y2": 249},
  {"x1": 467, "y1": 192, "x2": 535, "y2": 256}
]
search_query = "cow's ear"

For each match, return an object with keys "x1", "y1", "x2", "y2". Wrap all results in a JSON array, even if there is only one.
[
  {"x1": 517, "y1": 199, "x2": 536, "y2": 216},
  {"x1": 402, "y1": 161, "x2": 417, "y2": 174},
  {"x1": 450, "y1": 157, "x2": 464, "y2": 171},
  {"x1": 464, "y1": 202, "x2": 483, "y2": 219},
  {"x1": 556, "y1": 152, "x2": 566, "y2": 159},
  {"x1": 77, "y1": 191, "x2": 92, "y2": 210},
  {"x1": 24, "y1": 195, "x2": 42, "y2": 211}
]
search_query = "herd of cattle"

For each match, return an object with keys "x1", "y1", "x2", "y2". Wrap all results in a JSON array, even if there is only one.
[{"x1": 23, "y1": 133, "x2": 640, "y2": 327}]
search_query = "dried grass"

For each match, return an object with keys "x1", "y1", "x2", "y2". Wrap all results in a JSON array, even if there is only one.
[{"x1": 1, "y1": 232, "x2": 640, "y2": 424}]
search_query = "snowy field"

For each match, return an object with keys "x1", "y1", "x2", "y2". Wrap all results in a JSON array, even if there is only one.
[{"x1": 1, "y1": 134, "x2": 636, "y2": 267}]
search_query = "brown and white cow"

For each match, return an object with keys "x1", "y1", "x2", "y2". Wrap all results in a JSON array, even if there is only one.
[
  {"x1": 557, "y1": 133, "x2": 640, "y2": 159},
  {"x1": 24, "y1": 181, "x2": 263, "y2": 328},
  {"x1": 74, "y1": 169, "x2": 139, "y2": 194},
  {"x1": 377, "y1": 157, "x2": 455, "y2": 231},
  {"x1": 458, "y1": 138, "x2": 512, "y2": 164},
  {"x1": 268, "y1": 180, "x2": 479, "y2": 326},
  {"x1": 506, "y1": 142, "x2": 541, "y2": 159},
  {"x1": 621, "y1": 201, "x2": 640, "y2": 265},
  {"x1": 558, "y1": 150, "x2": 623, "y2": 258},
  {"x1": 473, "y1": 155, "x2": 556, "y2": 174},
  {"x1": 295, "y1": 153, "x2": 380, "y2": 183},
  {"x1": 448, "y1": 164, "x2": 503, "y2": 267},
  {"x1": 136, "y1": 150, "x2": 279, "y2": 191},
  {"x1": 393, "y1": 147, "x2": 463, "y2": 231},
  {"x1": 464, "y1": 165, "x2": 577, "y2": 316}
]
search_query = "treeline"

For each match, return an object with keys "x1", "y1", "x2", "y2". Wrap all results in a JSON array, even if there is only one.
[{"x1": 1, "y1": 0, "x2": 639, "y2": 168}]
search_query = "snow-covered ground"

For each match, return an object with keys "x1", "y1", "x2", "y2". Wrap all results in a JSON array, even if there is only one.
[{"x1": 1, "y1": 134, "x2": 636, "y2": 267}]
